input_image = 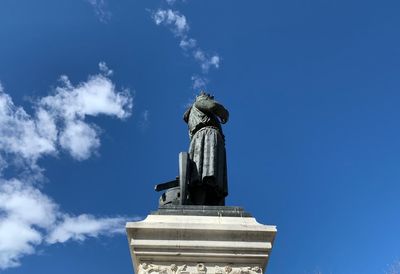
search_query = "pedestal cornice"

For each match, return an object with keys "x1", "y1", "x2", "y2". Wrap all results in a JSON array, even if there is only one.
[{"x1": 126, "y1": 206, "x2": 276, "y2": 274}]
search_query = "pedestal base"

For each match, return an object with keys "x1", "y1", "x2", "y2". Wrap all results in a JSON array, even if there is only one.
[{"x1": 126, "y1": 206, "x2": 276, "y2": 274}]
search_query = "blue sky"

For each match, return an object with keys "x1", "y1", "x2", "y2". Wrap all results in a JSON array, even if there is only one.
[{"x1": 0, "y1": 0, "x2": 400, "y2": 273}]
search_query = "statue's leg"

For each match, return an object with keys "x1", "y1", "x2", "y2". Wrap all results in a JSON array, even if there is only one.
[
  {"x1": 217, "y1": 196, "x2": 225, "y2": 206},
  {"x1": 190, "y1": 185, "x2": 207, "y2": 205},
  {"x1": 203, "y1": 177, "x2": 225, "y2": 206},
  {"x1": 204, "y1": 189, "x2": 225, "y2": 206}
]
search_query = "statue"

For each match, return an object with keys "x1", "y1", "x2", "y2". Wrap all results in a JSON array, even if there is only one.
[
  {"x1": 183, "y1": 92, "x2": 229, "y2": 205},
  {"x1": 155, "y1": 92, "x2": 229, "y2": 206}
]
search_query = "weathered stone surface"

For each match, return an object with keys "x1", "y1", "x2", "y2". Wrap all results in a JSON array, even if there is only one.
[
  {"x1": 126, "y1": 210, "x2": 276, "y2": 274},
  {"x1": 152, "y1": 205, "x2": 252, "y2": 217},
  {"x1": 137, "y1": 263, "x2": 264, "y2": 274}
]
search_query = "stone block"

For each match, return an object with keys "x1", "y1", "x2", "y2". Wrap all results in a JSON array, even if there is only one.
[{"x1": 126, "y1": 206, "x2": 276, "y2": 274}]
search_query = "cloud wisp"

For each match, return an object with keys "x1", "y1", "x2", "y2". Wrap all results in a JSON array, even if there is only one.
[
  {"x1": 0, "y1": 63, "x2": 135, "y2": 270},
  {"x1": 153, "y1": 9, "x2": 189, "y2": 37},
  {"x1": 46, "y1": 214, "x2": 128, "y2": 244},
  {"x1": 151, "y1": 7, "x2": 220, "y2": 90},
  {"x1": 191, "y1": 75, "x2": 209, "y2": 90},
  {"x1": 138, "y1": 110, "x2": 150, "y2": 132},
  {"x1": 86, "y1": 0, "x2": 112, "y2": 23}
]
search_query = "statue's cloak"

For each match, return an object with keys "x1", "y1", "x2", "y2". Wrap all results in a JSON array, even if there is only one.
[{"x1": 186, "y1": 106, "x2": 228, "y2": 197}]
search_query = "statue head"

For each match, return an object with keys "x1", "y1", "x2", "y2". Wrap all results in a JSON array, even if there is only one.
[{"x1": 196, "y1": 91, "x2": 214, "y2": 101}]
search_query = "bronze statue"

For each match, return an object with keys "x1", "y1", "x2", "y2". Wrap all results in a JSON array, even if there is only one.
[
  {"x1": 155, "y1": 92, "x2": 229, "y2": 206},
  {"x1": 183, "y1": 92, "x2": 229, "y2": 205}
]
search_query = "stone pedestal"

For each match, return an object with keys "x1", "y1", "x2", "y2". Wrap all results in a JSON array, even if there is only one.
[{"x1": 126, "y1": 206, "x2": 277, "y2": 274}]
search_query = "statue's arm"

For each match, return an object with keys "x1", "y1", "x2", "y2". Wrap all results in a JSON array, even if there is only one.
[
  {"x1": 183, "y1": 107, "x2": 191, "y2": 123},
  {"x1": 194, "y1": 99, "x2": 229, "y2": 124}
]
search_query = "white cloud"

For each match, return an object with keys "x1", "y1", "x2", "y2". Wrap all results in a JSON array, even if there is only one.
[
  {"x1": 59, "y1": 120, "x2": 100, "y2": 160},
  {"x1": 46, "y1": 214, "x2": 126, "y2": 244},
  {"x1": 98, "y1": 61, "x2": 113, "y2": 76},
  {"x1": 138, "y1": 110, "x2": 150, "y2": 132},
  {"x1": 0, "y1": 180, "x2": 131, "y2": 269},
  {"x1": 0, "y1": 91, "x2": 57, "y2": 171},
  {"x1": 165, "y1": 0, "x2": 188, "y2": 5},
  {"x1": 0, "y1": 64, "x2": 135, "y2": 270},
  {"x1": 151, "y1": 8, "x2": 221, "y2": 89},
  {"x1": 152, "y1": 9, "x2": 189, "y2": 37},
  {"x1": 142, "y1": 110, "x2": 149, "y2": 122},
  {"x1": 0, "y1": 180, "x2": 57, "y2": 269},
  {"x1": 193, "y1": 50, "x2": 220, "y2": 73},
  {"x1": 179, "y1": 38, "x2": 197, "y2": 50},
  {"x1": 0, "y1": 66, "x2": 132, "y2": 167},
  {"x1": 86, "y1": 0, "x2": 111, "y2": 23},
  {"x1": 191, "y1": 75, "x2": 208, "y2": 90},
  {"x1": 40, "y1": 74, "x2": 131, "y2": 120},
  {"x1": 39, "y1": 70, "x2": 131, "y2": 161},
  {"x1": 386, "y1": 259, "x2": 400, "y2": 274}
]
